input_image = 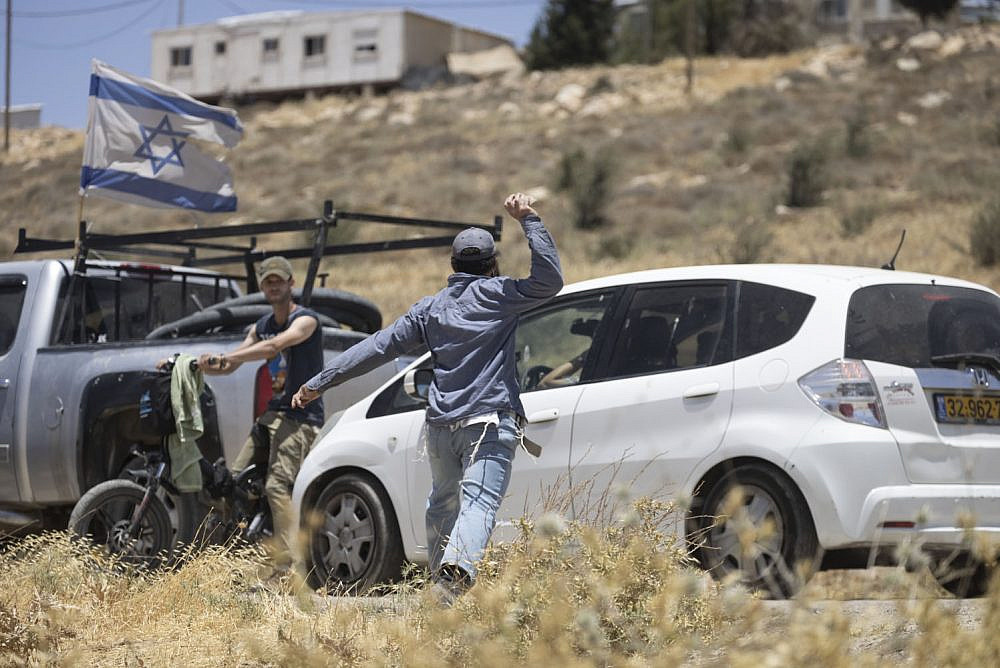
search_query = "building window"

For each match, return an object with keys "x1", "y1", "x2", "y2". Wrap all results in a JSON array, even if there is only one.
[
  {"x1": 214, "y1": 41, "x2": 226, "y2": 55},
  {"x1": 304, "y1": 35, "x2": 326, "y2": 58},
  {"x1": 170, "y1": 46, "x2": 192, "y2": 68},
  {"x1": 353, "y1": 28, "x2": 378, "y2": 62},
  {"x1": 262, "y1": 37, "x2": 280, "y2": 61}
]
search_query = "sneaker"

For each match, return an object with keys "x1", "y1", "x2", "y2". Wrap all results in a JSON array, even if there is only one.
[
  {"x1": 429, "y1": 564, "x2": 472, "y2": 606},
  {"x1": 248, "y1": 566, "x2": 296, "y2": 595}
]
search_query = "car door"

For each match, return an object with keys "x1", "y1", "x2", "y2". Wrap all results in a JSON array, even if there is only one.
[
  {"x1": 0, "y1": 275, "x2": 28, "y2": 501},
  {"x1": 569, "y1": 281, "x2": 737, "y2": 519},
  {"x1": 404, "y1": 289, "x2": 620, "y2": 547}
]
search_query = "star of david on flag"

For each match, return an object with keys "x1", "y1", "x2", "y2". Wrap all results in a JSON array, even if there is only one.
[
  {"x1": 81, "y1": 60, "x2": 244, "y2": 212},
  {"x1": 135, "y1": 116, "x2": 188, "y2": 174}
]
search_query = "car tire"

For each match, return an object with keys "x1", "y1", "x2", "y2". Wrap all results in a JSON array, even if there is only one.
[
  {"x1": 931, "y1": 552, "x2": 994, "y2": 598},
  {"x1": 306, "y1": 473, "x2": 405, "y2": 593},
  {"x1": 69, "y1": 479, "x2": 175, "y2": 569},
  {"x1": 697, "y1": 463, "x2": 819, "y2": 598}
]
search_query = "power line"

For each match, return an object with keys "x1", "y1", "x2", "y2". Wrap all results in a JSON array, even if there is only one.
[
  {"x1": 215, "y1": 0, "x2": 250, "y2": 15},
  {"x1": 13, "y1": 0, "x2": 158, "y2": 19},
  {"x1": 268, "y1": 0, "x2": 543, "y2": 9},
  {"x1": 15, "y1": 0, "x2": 165, "y2": 50}
]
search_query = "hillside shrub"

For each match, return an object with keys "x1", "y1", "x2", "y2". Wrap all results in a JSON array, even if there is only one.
[
  {"x1": 844, "y1": 105, "x2": 871, "y2": 159},
  {"x1": 725, "y1": 120, "x2": 750, "y2": 155},
  {"x1": 724, "y1": 218, "x2": 773, "y2": 263},
  {"x1": 840, "y1": 202, "x2": 878, "y2": 238},
  {"x1": 970, "y1": 198, "x2": 1000, "y2": 266},
  {"x1": 785, "y1": 141, "x2": 827, "y2": 208},
  {"x1": 555, "y1": 147, "x2": 616, "y2": 230}
]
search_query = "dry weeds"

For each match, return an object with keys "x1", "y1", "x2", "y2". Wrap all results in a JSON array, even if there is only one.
[{"x1": 0, "y1": 498, "x2": 997, "y2": 666}]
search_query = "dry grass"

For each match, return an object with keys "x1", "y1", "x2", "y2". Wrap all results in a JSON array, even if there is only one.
[{"x1": 2, "y1": 498, "x2": 999, "y2": 666}]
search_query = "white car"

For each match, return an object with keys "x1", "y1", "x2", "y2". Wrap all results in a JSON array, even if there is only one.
[{"x1": 292, "y1": 264, "x2": 1000, "y2": 596}]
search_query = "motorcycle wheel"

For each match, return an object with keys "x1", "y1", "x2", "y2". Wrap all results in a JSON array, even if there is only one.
[{"x1": 69, "y1": 479, "x2": 174, "y2": 569}]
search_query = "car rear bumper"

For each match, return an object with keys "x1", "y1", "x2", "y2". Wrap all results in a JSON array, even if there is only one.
[{"x1": 853, "y1": 484, "x2": 1000, "y2": 548}]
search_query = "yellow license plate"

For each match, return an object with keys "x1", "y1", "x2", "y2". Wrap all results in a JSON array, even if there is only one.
[{"x1": 934, "y1": 394, "x2": 1000, "y2": 424}]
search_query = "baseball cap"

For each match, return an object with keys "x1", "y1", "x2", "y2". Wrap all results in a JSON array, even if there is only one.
[
  {"x1": 257, "y1": 256, "x2": 293, "y2": 281},
  {"x1": 451, "y1": 228, "x2": 495, "y2": 261}
]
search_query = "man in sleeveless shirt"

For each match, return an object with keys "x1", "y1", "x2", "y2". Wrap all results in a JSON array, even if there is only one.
[{"x1": 199, "y1": 255, "x2": 324, "y2": 571}]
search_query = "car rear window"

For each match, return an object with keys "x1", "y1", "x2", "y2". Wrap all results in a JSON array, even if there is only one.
[
  {"x1": 845, "y1": 284, "x2": 1000, "y2": 367},
  {"x1": 735, "y1": 281, "x2": 815, "y2": 359}
]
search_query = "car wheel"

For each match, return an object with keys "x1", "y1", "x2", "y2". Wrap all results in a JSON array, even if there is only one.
[
  {"x1": 307, "y1": 474, "x2": 405, "y2": 593},
  {"x1": 697, "y1": 463, "x2": 818, "y2": 598},
  {"x1": 931, "y1": 552, "x2": 994, "y2": 598}
]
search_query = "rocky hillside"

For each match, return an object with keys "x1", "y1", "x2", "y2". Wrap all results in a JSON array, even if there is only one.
[{"x1": 3, "y1": 26, "x2": 1000, "y2": 318}]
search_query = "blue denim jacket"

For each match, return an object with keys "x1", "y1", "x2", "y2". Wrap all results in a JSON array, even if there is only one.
[{"x1": 305, "y1": 214, "x2": 563, "y2": 424}]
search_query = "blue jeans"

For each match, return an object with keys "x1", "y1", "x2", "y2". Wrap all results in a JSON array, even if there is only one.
[{"x1": 425, "y1": 412, "x2": 518, "y2": 580}]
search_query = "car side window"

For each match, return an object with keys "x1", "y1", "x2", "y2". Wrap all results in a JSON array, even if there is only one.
[
  {"x1": 0, "y1": 276, "x2": 27, "y2": 356},
  {"x1": 606, "y1": 283, "x2": 730, "y2": 379},
  {"x1": 735, "y1": 281, "x2": 815, "y2": 359},
  {"x1": 516, "y1": 291, "x2": 615, "y2": 392}
]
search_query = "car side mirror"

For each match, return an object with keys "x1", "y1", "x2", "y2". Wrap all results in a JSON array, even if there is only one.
[{"x1": 403, "y1": 368, "x2": 433, "y2": 403}]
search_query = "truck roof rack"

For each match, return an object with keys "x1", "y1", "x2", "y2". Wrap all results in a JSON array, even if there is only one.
[{"x1": 15, "y1": 200, "x2": 503, "y2": 301}]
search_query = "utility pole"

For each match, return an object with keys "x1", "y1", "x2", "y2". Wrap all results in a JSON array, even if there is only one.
[
  {"x1": 684, "y1": 0, "x2": 695, "y2": 94},
  {"x1": 177, "y1": 0, "x2": 184, "y2": 27},
  {"x1": 847, "y1": 0, "x2": 863, "y2": 44},
  {"x1": 4, "y1": 0, "x2": 11, "y2": 153}
]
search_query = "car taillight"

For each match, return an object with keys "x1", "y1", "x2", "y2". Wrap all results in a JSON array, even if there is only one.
[
  {"x1": 798, "y1": 359, "x2": 887, "y2": 429},
  {"x1": 254, "y1": 364, "x2": 273, "y2": 419}
]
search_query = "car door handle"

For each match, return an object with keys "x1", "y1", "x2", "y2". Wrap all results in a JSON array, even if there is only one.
[
  {"x1": 683, "y1": 383, "x2": 719, "y2": 399},
  {"x1": 526, "y1": 408, "x2": 559, "y2": 424}
]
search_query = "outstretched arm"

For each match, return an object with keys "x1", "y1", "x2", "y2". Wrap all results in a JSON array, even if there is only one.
[
  {"x1": 292, "y1": 302, "x2": 428, "y2": 408},
  {"x1": 199, "y1": 315, "x2": 317, "y2": 374}
]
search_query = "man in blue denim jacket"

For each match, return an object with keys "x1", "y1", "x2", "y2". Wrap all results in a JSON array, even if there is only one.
[{"x1": 293, "y1": 192, "x2": 562, "y2": 599}]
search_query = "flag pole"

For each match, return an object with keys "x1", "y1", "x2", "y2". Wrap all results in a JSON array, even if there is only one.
[{"x1": 77, "y1": 193, "x2": 85, "y2": 224}]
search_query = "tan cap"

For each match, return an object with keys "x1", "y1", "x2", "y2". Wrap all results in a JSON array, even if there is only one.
[{"x1": 257, "y1": 256, "x2": 293, "y2": 281}]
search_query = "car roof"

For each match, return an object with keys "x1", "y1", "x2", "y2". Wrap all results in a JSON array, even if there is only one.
[{"x1": 560, "y1": 264, "x2": 995, "y2": 297}]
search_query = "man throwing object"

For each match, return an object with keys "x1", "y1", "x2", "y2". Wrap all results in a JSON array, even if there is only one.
[{"x1": 292, "y1": 193, "x2": 563, "y2": 600}]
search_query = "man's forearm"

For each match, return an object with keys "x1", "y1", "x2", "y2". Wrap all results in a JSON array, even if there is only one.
[
  {"x1": 517, "y1": 214, "x2": 563, "y2": 298},
  {"x1": 224, "y1": 339, "x2": 278, "y2": 365}
]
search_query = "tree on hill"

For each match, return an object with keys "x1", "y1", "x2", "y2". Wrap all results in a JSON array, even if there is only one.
[
  {"x1": 524, "y1": 0, "x2": 616, "y2": 70},
  {"x1": 896, "y1": 0, "x2": 959, "y2": 27}
]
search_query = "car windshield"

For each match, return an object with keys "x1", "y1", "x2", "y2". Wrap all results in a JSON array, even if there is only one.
[{"x1": 845, "y1": 283, "x2": 1000, "y2": 367}]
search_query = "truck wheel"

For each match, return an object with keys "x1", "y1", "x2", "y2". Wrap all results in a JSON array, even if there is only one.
[
  {"x1": 696, "y1": 463, "x2": 818, "y2": 598},
  {"x1": 145, "y1": 305, "x2": 337, "y2": 339},
  {"x1": 306, "y1": 474, "x2": 405, "y2": 593},
  {"x1": 69, "y1": 480, "x2": 174, "y2": 569},
  {"x1": 216, "y1": 288, "x2": 383, "y2": 333}
]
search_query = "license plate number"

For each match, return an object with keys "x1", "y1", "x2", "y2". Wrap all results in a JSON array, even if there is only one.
[{"x1": 934, "y1": 394, "x2": 1000, "y2": 424}]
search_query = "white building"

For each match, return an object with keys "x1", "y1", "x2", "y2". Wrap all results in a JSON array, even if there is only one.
[
  {"x1": 1, "y1": 104, "x2": 42, "y2": 129},
  {"x1": 151, "y1": 9, "x2": 512, "y2": 102}
]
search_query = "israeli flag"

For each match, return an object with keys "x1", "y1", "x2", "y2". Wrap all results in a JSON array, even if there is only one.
[{"x1": 81, "y1": 60, "x2": 243, "y2": 212}]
